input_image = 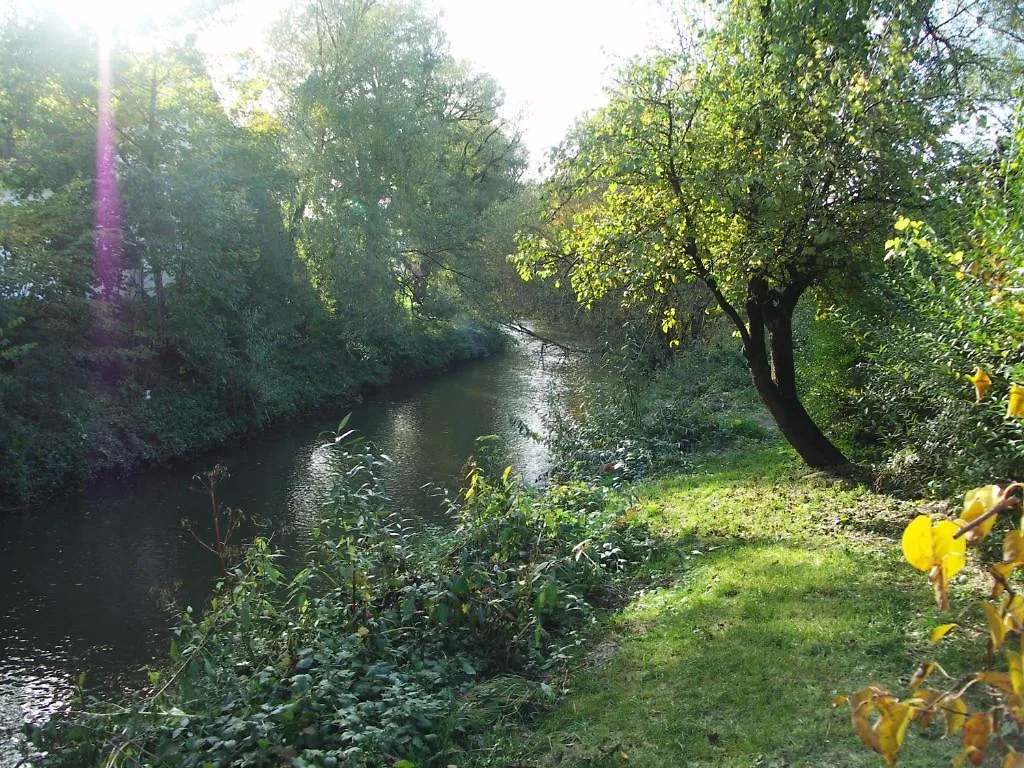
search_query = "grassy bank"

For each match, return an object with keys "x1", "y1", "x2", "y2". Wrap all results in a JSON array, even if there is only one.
[
  {"x1": 471, "y1": 445, "x2": 976, "y2": 768},
  {"x1": 1, "y1": 319, "x2": 503, "y2": 508}
]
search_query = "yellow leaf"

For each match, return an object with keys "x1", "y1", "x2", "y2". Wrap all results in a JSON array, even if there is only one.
[
  {"x1": 1004, "y1": 751, "x2": 1024, "y2": 768},
  {"x1": 984, "y1": 602, "x2": 1007, "y2": 651},
  {"x1": 902, "y1": 516, "x2": 935, "y2": 571},
  {"x1": 992, "y1": 561, "x2": 1016, "y2": 598},
  {"x1": 933, "y1": 520, "x2": 967, "y2": 578},
  {"x1": 930, "y1": 623, "x2": 958, "y2": 644},
  {"x1": 908, "y1": 662, "x2": 935, "y2": 692},
  {"x1": 1007, "y1": 594, "x2": 1024, "y2": 630},
  {"x1": 833, "y1": 694, "x2": 849, "y2": 708},
  {"x1": 1005, "y1": 532, "x2": 1024, "y2": 565},
  {"x1": 914, "y1": 688, "x2": 942, "y2": 728},
  {"x1": 942, "y1": 696, "x2": 968, "y2": 737},
  {"x1": 902, "y1": 518, "x2": 967, "y2": 610},
  {"x1": 1008, "y1": 648, "x2": 1024, "y2": 695},
  {"x1": 902, "y1": 517, "x2": 966, "y2": 588},
  {"x1": 850, "y1": 687, "x2": 914, "y2": 768},
  {"x1": 876, "y1": 698, "x2": 915, "y2": 768},
  {"x1": 960, "y1": 485, "x2": 1002, "y2": 543},
  {"x1": 977, "y1": 671, "x2": 1015, "y2": 695},
  {"x1": 894, "y1": 216, "x2": 912, "y2": 231},
  {"x1": 851, "y1": 688, "x2": 882, "y2": 754},
  {"x1": 968, "y1": 368, "x2": 992, "y2": 403},
  {"x1": 962, "y1": 712, "x2": 992, "y2": 766},
  {"x1": 1009, "y1": 384, "x2": 1024, "y2": 419}
]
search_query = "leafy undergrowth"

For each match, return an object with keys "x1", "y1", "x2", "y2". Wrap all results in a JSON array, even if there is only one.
[
  {"x1": 27, "y1": 440, "x2": 654, "y2": 767},
  {"x1": 470, "y1": 445, "x2": 984, "y2": 768}
]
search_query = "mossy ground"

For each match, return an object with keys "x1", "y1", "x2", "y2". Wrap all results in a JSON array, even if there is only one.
[{"x1": 470, "y1": 443, "x2": 984, "y2": 768}]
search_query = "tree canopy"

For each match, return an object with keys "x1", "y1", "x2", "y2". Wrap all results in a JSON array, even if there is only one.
[
  {"x1": 0, "y1": 1, "x2": 524, "y2": 504},
  {"x1": 273, "y1": 0, "x2": 524, "y2": 332},
  {"x1": 516, "y1": 0, "x2": 1014, "y2": 469}
]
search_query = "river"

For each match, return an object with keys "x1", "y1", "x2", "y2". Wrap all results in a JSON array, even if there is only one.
[{"x1": 0, "y1": 334, "x2": 574, "y2": 765}]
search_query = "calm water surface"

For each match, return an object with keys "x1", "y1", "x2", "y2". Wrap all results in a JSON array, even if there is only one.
[{"x1": 0, "y1": 336, "x2": 573, "y2": 764}]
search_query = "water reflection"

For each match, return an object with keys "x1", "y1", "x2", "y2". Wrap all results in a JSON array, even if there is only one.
[{"x1": 0, "y1": 334, "x2": 574, "y2": 766}]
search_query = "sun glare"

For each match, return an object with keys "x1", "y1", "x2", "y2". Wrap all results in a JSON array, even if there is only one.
[
  {"x1": 93, "y1": 24, "x2": 122, "y2": 301},
  {"x1": 4, "y1": 0, "x2": 189, "y2": 48}
]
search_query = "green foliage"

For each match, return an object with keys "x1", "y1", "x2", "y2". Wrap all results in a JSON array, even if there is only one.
[
  {"x1": 467, "y1": 446, "x2": 967, "y2": 768},
  {"x1": 806, "y1": 107, "x2": 1024, "y2": 494},
  {"x1": 0, "y1": 5, "x2": 516, "y2": 506},
  {"x1": 30, "y1": 439, "x2": 655, "y2": 766},
  {"x1": 516, "y1": 0, "x2": 1010, "y2": 469},
  {"x1": 543, "y1": 327, "x2": 767, "y2": 483},
  {"x1": 272, "y1": 0, "x2": 524, "y2": 329}
]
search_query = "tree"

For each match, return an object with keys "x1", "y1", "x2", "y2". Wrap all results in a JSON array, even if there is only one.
[
  {"x1": 115, "y1": 43, "x2": 298, "y2": 386},
  {"x1": 0, "y1": 12, "x2": 324, "y2": 501},
  {"x1": 271, "y1": 0, "x2": 524, "y2": 338},
  {"x1": 517, "y1": 0, "x2": 1002, "y2": 470}
]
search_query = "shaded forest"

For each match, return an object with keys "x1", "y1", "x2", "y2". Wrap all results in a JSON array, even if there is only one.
[{"x1": 0, "y1": 0, "x2": 528, "y2": 506}]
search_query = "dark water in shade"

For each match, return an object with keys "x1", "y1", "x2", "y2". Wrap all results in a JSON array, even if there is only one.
[{"x1": 0, "y1": 335, "x2": 574, "y2": 765}]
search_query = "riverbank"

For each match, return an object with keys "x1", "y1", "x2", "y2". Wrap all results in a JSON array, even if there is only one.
[
  {"x1": 2, "y1": 333, "x2": 574, "y2": 768},
  {"x1": 28, "y1": 434, "x2": 980, "y2": 767},
  {"x1": 469, "y1": 444, "x2": 970, "y2": 768},
  {"x1": 0, "y1": 318, "x2": 504, "y2": 510}
]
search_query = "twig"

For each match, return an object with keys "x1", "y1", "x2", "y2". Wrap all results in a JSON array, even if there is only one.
[{"x1": 954, "y1": 483, "x2": 1022, "y2": 539}]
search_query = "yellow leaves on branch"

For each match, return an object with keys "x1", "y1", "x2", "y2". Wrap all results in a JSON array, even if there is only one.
[
  {"x1": 965, "y1": 368, "x2": 1024, "y2": 419},
  {"x1": 846, "y1": 684, "x2": 969, "y2": 767},
  {"x1": 902, "y1": 516, "x2": 966, "y2": 611},
  {"x1": 969, "y1": 367, "x2": 992, "y2": 403},
  {"x1": 965, "y1": 367, "x2": 1024, "y2": 419},
  {"x1": 943, "y1": 696, "x2": 969, "y2": 739},
  {"x1": 959, "y1": 485, "x2": 1003, "y2": 544},
  {"x1": 852, "y1": 483, "x2": 1024, "y2": 766},
  {"x1": 902, "y1": 486, "x2": 1021, "y2": 607},
  {"x1": 981, "y1": 595, "x2": 1024, "y2": 651},
  {"x1": 849, "y1": 687, "x2": 917, "y2": 768}
]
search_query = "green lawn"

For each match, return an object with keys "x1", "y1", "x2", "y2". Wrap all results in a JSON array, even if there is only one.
[{"x1": 470, "y1": 445, "x2": 982, "y2": 767}]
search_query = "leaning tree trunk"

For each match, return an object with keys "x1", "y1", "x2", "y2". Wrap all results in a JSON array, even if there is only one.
[
  {"x1": 745, "y1": 336, "x2": 849, "y2": 469},
  {"x1": 740, "y1": 278, "x2": 849, "y2": 471},
  {"x1": 694, "y1": 260, "x2": 850, "y2": 471}
]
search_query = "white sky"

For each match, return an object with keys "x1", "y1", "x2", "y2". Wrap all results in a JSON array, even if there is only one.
[
  {"x1": 429, "y1": 0, "x2": 676, "y2": 172},
  {"x1": 5, "y1": 0, "x2": 676, "y2": 173}
]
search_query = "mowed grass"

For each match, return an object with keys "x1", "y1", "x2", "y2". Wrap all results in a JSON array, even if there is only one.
[{"x1": 471, "y1": 445, "x2": 981, "y2": 768}]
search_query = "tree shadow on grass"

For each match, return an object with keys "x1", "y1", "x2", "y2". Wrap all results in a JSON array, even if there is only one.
[{"x1": 510, "y1": 539, "x2": 971, "y2": 768}]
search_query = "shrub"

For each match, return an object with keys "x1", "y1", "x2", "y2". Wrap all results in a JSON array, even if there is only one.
[
  {"x1": 29, "y1": 438, "x2": 654, "y2": 766},
  {"x1": 543, "y1": 327, "x2": 766, "y2": 482}
]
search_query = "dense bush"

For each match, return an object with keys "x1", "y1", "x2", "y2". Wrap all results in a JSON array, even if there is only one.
[
  {"x1": 788, "y1": 107, "x2": 1024, "y2": 494},
  {"x1": 0, "y1": 311, "x2": 504, "y2": 508},
  {"x1": 28, "y1": 437, "x2": 654, "y2": 766},
  {"x1": 0, "y1": 6, "x2": 520, "y2": 509}
]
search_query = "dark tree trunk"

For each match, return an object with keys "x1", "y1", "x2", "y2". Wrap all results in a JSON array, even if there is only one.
[
  {"x1": 740, "y1": 277, "x2": 849, "y2": 471},
  {"x1": 686, "y1": 233, "x2": 849, "y2": 472},
  {"x1": 746, "y1": 336, "x2": 849, "y2": 469}
]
